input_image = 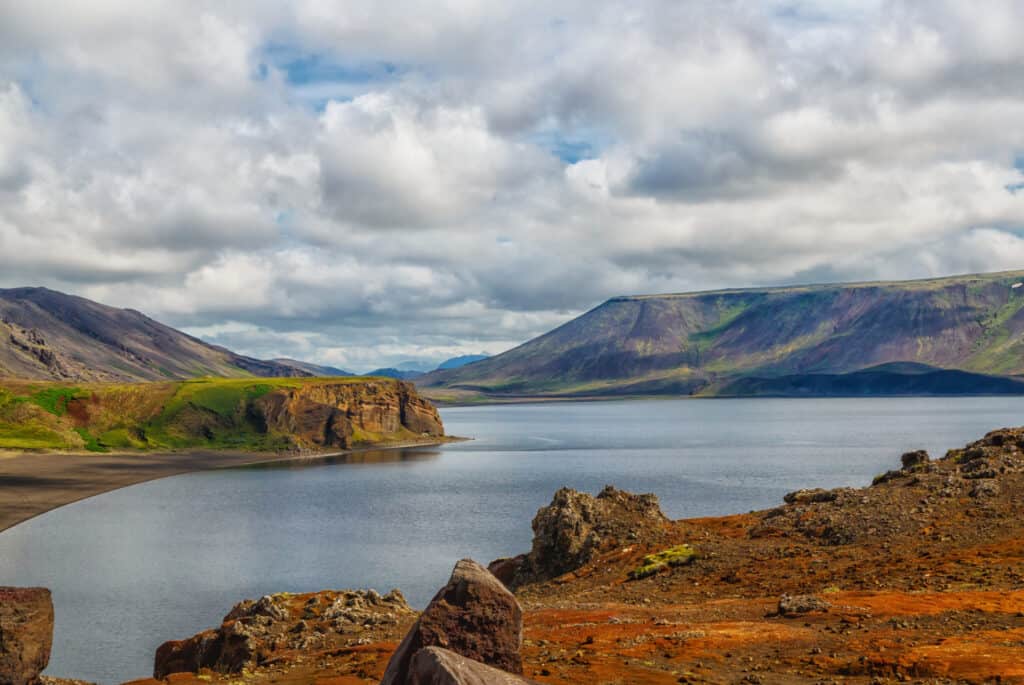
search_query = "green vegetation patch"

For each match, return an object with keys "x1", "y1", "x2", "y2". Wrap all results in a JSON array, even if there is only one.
[
  {"x1": 0, "y1": 424, "x2": 69, "y2": 450},
  {"x1": 30, "y1": 386, "x2": 86, "y2": 416},
  {"x1": 74, "y1": 428, "x2": 108, "y2": 453},
  {"x1": 629, "y1": 544, "x2": 698, "y2": 580}
]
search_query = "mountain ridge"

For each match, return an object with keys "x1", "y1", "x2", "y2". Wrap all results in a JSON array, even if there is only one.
[
  {"x1": 0, "y1": 287, "x2": 308, "y2": 382},
  {"x1": 420, "y1": 269, "x2": 1024, "y2": 400}
]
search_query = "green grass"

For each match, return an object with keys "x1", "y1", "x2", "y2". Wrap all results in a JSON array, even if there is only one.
[
  {"x1": 0, "y1": 424, "x2": 70, "y2": 450},
  {"x1": 30, "y1": 387, "x2": 85, "y2": 415},
  {"x1": 74, "y1": 428, "x2": 108, "y2": 452},
  {"x1": 629, "y1": 544, "x2": 698, "y2": 580}
]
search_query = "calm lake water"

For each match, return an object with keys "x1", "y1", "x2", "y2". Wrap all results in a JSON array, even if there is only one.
[{"x1": 2, "y1": 397, "x2": 1023, "y2": 683}]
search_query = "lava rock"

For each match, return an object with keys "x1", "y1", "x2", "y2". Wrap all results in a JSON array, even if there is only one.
[
  {"x1": 486, "y1": 555, "x2": 526, "y2": 589},
  {"x1": 0, "y1": 587, "x2": 54, "y2": 685},
  {"x1": 783, "y1": 488, "x2": 838, "y2": 505},
  {"x1": 155, "y1": 589, "x2": 413, "y2": 678},
  {"x1": 513, "y1": 486, "x2": 669, "y2": 586},
  {"x1": 407, "y1": 647, "x2": 539, "y2": 685},
  {"x1": 777, "y1": 594, "x2": 831, "y2": 617},
  {"x1": 900, "y1": 450, "x2": 930, "y2": 470},
  {"x1": 381, "y1": 559, "x2": 523, "y2": 685}
]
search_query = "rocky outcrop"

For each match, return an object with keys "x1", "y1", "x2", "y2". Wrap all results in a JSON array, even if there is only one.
[
  {"x1": 511, "y1": 486, "x2": 669, "y2": 586},
  {"x1": 777, "y1": 594, "x2": 831, "y2": 617},
  {"x1": 754, "y1": 428, "x2": 1024, "y2": 546},
  {"x1": 254, "y1": 380, "x2": 444, "y2": 449},
  {"x1": 0, "y1": 587, "x2": 53, "y2": 685},
  {"x1": 408, "y1": 647, "x2": 538, "y2": 685},
  {"x1": 381, "y1": 559, "x2": 523, "y2": 685},
  {"x1": 154, "y1": 589, "x2": 414, "y2": 678}
]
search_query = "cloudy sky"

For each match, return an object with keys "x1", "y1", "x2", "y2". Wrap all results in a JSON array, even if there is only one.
[{"x1": 1, "y1": 1, "x2": 1023, "y2": 372}]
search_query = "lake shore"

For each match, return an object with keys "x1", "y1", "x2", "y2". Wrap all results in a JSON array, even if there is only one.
[{"x1": 0, "y1": 437, "x2": 458, "y2": 533}]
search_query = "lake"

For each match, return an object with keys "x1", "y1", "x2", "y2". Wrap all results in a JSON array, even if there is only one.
[{"x1": 1, "y1": 397, "x2": 1023, "y2": 683}]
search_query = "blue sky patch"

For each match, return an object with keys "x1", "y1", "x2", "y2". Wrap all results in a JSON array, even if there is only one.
[
  {"x1": 530, "y1": 130, "x2": 605, "y2": 164},
  {"x1": 259, "y1": 42, "x2": 401, "y2": 109}
]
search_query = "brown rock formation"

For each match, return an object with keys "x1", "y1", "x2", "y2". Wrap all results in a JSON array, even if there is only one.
[
  {"x1": 154, "y1": 590, "x2": 414, "y2": 678},
  {"x1": 381, "y1": 559, "x2": 523, "y2": 685},
  {"x1": 511, "y1": 485, "x2": 669, "y2": 586},
  {"x1": 254, "y1": 380, "x2": 444, "y2": 449},
  {"x1": 0, "y1": 587, "x2": 53, "y2": 685},
  {"x1": 408, "y1": 647, "x2": 539, "y2": 685}
]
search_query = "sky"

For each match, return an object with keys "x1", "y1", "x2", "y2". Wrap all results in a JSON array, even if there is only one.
[{"x1": 1, "y1": 1, "x2": 1023, "y2": 372}]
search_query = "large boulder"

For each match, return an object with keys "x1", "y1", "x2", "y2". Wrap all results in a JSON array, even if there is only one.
[
  {"x1": 380, "y1": 560, "x2": 523, "y2": 685},
  {"x1": 0, "y1": 587, "x2": 53, "y2": 685},
  {"x1": 512, "y1": 486, "x2": 669, "y2": 586},
  {"x1": 408, "y1": 647, "x2": 538, "y2": 685}
]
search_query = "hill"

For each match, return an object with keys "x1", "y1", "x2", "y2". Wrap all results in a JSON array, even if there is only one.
[
  {"x1": 0, "y1": 376, "x2": 443, "y2": 452},
  {"x1": 716, "y1": 363, "x2": 1024, "y2": 396},
  {"x1": 436, "y1": 354, "x2": 489, "y2": 370},
  {"x1": 419, "y1": 270, "x2": 1024, "y2": 400},
  {"x1": 272, "y1": 358, "x2": 355, "y2": 376},
  {"x1": 364, "y1": 367, "x2": 426, "y2": 380},
  {"x1": 0, "y1": 287, "x2": 307, "y2": 382}
]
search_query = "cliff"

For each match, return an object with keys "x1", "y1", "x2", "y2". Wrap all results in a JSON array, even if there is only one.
[
  {"x1": 420, "y1": 269, "x2": 1024, "y2": 399},
  {"x1": 0, "y1": 377, "x2": 444, "y2": 452}
]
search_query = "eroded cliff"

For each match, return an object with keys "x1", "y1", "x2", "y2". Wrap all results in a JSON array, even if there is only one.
[{"x1": 0, "y1": 377, "x2": 444, "y2": 452}]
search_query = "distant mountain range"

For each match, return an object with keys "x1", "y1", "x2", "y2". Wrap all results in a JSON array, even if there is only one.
[
  {"x1": 419, "y1": 270, "x2": 1024, "y2": 400},
  {"x1": 364, "y1": 368, "x2": 428, "y2": 380},
  {"x1": 0, "y1": 287, "x2": 310, "y2": 382},
  {"x1": 365, "y1": 355, "x2": 490, "y2": 380},
  {"x1": 436, "y1": 354, "x2": 489, "y2": 370},
  {"x1": 272, "y1": 358, "x2": 355, "y2": 377}
]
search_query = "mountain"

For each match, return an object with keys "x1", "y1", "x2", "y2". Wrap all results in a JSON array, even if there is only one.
[
  {"x1": 365, "y1": 368, "x2": 426, "y2": 380},
  {"x1": 717, "y1": 363, "x2": 1024, "y2": 396},
  {"x1": 395, "y1": 360, "x2": 436, "y2": 372},
  {"x1": 436, "y1": 354, "x2": 489, "y2": 370},
  {"x1": 419, "y1": 270, "x2": 1024, "y2": 399},
  {"x1": 0, "y1": 287, "x2": 307, "y2": 382},
  {"x1": 273, "y1": 358, "x2": 355, "y2": 377}
]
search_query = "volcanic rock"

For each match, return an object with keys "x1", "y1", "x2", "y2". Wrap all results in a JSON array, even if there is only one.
[
  {"x1": 0, "y1": 587, "x2": 53, "y2": 685},
  {"x1": 486, "y1": 555, "x2": 526, "y2": 588},
  {"x1": 783, "y1": 488, "x2": 838, "y2": 505},
  {"x1": 407, "y1": 647, "x2": 539, "y2": 685},
  {"x1": 777, "y1": 594, "x2": 831, "y2": 617},
  {"x1": 380, "y1": 559, "x2": 523, "y2": 685},
  {"x1": 154, "y1": 589, "x2": 413, "y2": 678},
  {"x1": 512, "y1": 486, "x2": 669, "y2": 586},
  {"x1": 900, "y1": 449, "x2": 930, "y2": 470}
]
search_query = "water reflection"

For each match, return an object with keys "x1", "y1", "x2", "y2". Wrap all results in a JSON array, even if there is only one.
[{"x1": 236, "y1": 446, "x2": 443, "y2": 471}]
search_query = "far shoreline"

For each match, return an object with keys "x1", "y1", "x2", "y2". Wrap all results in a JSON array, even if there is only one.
[{"x1": 0, "y1": 436, "x2": 463, "y2": 534}]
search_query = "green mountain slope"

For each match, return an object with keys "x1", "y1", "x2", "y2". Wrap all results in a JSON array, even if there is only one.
[
  {"x1": 419, "y1": 270, "x2": 1024, "y2": 399},
  {"x1": 0, "y1": 287, "x2": 306, "y2": 382}
]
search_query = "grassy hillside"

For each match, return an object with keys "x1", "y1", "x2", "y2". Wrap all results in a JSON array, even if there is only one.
[
  {"x1": 0, "y1": 287, "x2": 311, "y2": 382},
  {"x1": 0, "y1": 376, "x2": 431, "y2": 452},
  {"x1": 420, "y1": 270, "x2": 1024, "y2": 399}
]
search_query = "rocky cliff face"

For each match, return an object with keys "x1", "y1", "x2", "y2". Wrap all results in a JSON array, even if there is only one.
[
  {"x1": 0, "y1": 587, "x2": 53, "y2": 685},
  {"x1": 254, "y1": 380, "x2": 444, "y2": 450}
]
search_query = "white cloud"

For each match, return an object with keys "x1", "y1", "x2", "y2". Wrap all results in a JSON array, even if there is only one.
[{"x1": 0, "y1": 0, "x2": 1022, "y2": 370}]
